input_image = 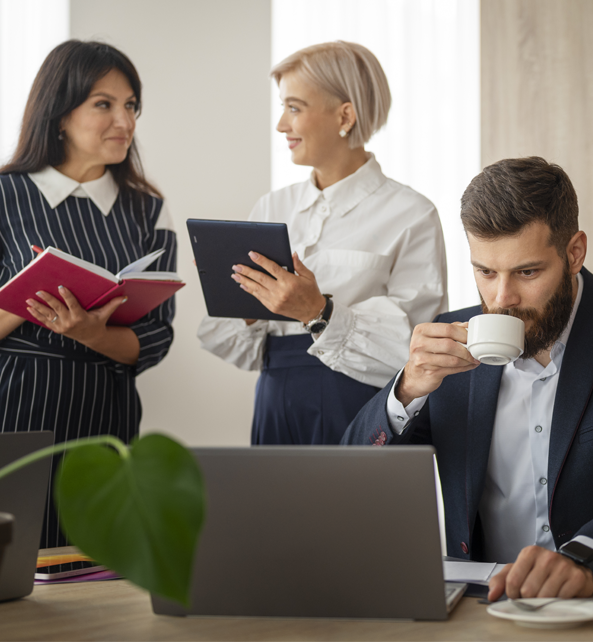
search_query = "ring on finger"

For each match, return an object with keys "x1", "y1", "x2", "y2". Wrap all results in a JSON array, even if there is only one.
[{"x1": 49, "y1": 314, "x2": 58, "y2": 324}]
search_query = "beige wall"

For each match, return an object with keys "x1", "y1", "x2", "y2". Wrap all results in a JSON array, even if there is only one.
[
  {"x1": 481, "y1": 0, "x2": 593, "y2": 270},
  {"x1": 70, "y1": 0, "x2": 270, "y2": 446}
]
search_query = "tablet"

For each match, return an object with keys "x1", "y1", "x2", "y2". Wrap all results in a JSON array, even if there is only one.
[{"x1": 187, "y1": 219, "x2": 296, "y2": 321}]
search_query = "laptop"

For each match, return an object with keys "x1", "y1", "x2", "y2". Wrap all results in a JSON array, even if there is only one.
[
  {"x1": 151, "y1": 446, "x2": 466, "y2": 620},
  {"x1": 0, "y1": 431, "x2": 53, "y2": 601}
]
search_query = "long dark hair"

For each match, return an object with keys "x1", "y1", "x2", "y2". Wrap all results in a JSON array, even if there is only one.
[{"x1": 0, "y1": 39, "x2": 162, "y2": 203}]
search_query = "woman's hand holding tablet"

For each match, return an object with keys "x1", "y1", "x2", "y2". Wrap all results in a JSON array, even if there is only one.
[{"x1": 231, "y1": 251, "x2": 326, "y2": 325}]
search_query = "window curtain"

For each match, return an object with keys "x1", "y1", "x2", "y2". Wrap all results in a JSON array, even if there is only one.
[
  {"x1": 271, "y1": 0, "x2": 480, "y2": 310},
  {"x1": 0, "y1": 0, "x2": 69, "y2": 164}
]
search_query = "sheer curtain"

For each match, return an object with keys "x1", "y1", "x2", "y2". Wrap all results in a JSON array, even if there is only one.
[
  {"x1": 0, "y1": 0, "x2": 69, "y2": 164},
  {"x1": 271, "y1": 0, "x2": 480, "y2": 310}
]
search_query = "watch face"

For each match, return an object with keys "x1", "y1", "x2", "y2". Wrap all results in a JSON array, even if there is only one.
[
  {"x1": 310, "y1": 321, "x2": 327, "y2": 334},
  {"x1": 562, "y1": 541, "x2": 593, "y2": 563}
]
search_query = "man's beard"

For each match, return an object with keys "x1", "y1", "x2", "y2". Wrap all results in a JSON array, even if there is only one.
[{"x1": 480, "y1": 265, "x2": 575, "y2": 360}]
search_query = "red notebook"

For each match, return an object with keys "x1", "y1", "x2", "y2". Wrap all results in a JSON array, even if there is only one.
[{"x1": 0, "y1": 247, "x2": 185, "y2": 326}]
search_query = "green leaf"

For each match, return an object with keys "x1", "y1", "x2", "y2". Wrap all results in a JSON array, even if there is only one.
[{"x1": 54, "y1": 433, "x2": 205, "y2": 606}]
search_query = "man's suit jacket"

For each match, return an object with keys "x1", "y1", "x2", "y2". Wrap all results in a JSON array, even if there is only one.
[{"x1": 342, "y1": 267, "x2": 593, "y2": 561}]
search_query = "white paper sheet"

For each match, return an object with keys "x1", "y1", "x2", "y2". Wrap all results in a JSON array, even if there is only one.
[{"x1": 444, "y1": 560, "x2": 506, "y2": 585}]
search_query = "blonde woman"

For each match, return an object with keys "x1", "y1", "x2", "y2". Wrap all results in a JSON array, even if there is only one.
[{"x1": 199, "y1": 41, "x2": 447, "y2": 445}]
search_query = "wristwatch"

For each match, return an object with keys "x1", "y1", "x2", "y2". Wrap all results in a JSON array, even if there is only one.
[
  {"x1": 303, "y1": 294, "x2": 333, "y2": 334},
  {"x1": 559, "y1": 540, "x2": 593, "y2": 571}
]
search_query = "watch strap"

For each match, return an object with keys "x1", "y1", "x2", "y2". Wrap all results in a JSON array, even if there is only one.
[
  {"x1": 559, "y1": 541, "x2": 593, "y2": 571},
  {"x1": 304, "y1": 295, "x2": 333, "y2": 334}
]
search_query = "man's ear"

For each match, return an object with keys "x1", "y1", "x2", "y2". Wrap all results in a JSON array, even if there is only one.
[{"x1": 566, "y1": 230, "x2": 587, "y2": 274}]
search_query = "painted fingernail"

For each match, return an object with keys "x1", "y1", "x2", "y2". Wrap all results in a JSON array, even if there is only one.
[
  {"x1": 36, "y1": 291, "x2": 43, "y2": 296},
  {"x1": 231, "y1": 274, "x2": 239, "y2": 281},
  {"x1": 248, "y1": 251, "x2": 258, "y2": 259},
  {"x1": 26, "y1": 299, "x2": 34, "y2": 306},
  {"x1": 121, "y1": 297, "x2": 128, "y2": 303},
  {"x1": 232, "y1": 265, "x2": 242, "y2": 272},
  {"x1": 240, "y1": 284, "x2": 248, "y2": 291},
  {"x1": 58, "y1": 285, "x2": 64, "y2": 289}
]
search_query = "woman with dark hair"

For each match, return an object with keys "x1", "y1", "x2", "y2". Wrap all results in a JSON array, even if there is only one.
[{"x1": 0, "y1": 40, "x2": 176, "y2": 548}]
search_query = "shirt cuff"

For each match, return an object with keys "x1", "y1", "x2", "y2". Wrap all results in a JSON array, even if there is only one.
[
  {"x1": 229, "y1": 317, "x2": 268, "y2": 337},
  {"x1": 566, "y1": 535, "x2": 593, "y2": 549},
  {"x1": 386, "y1": 369, "x2": 428, "y2": 435},
  {"x1": 307, "y1": 300, "x2": 354, "y2": 361}
]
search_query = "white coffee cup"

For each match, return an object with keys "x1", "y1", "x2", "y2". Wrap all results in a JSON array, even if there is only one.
[{"x1": 466, "y1": 314, "x2": 525, "y2": 366}]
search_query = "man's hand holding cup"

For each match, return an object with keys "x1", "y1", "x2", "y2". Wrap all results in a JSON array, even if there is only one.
[
  {"x1": 395, "y1": 322, "x2": 481, "y2": 407},
  {"x1": 396, "y1": 314, "x2": 527, "y2": 407}
]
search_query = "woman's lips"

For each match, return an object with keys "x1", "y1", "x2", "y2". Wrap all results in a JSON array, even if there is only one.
[{"x1": 287, "y1": 138, "x2": 301, "y2": 150}]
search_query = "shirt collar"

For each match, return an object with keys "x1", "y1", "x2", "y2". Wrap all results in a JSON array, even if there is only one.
[
  {"x1": 296, "y1": 152, "x2": 387, "y2": 217},
  {"x1": 553, "y1": 270, "x2": 584, "y2": 354},
  {"x1": 28, "y1": 166, "x2": 119, "y2": 216}
]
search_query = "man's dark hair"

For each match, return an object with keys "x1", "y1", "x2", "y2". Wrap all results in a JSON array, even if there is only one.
[{"x1": 460, "y1": 157, "x2": 579, "y2": 256}]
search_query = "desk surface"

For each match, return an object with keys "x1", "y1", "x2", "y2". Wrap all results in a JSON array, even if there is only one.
[{"x1": 1, "y1": 580, "x2": 593, "y2": 641}]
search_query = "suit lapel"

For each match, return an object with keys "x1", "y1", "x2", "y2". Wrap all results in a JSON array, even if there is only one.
[
  {"x1": 466, "y1": 363, "x2": 503, "y2": 527},
  {"x1": 549, "y1": 268, "x2": 593, "y2": 492}
]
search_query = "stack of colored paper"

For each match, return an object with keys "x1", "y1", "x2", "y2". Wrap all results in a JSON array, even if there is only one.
[{"x1": 35, "y1": 546, "x2": 121, "y2": 584}]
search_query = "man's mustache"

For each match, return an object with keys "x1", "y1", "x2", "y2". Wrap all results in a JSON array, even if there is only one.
[{"x1": 483, "y1": 306, "x2": 540, "y2": 322}]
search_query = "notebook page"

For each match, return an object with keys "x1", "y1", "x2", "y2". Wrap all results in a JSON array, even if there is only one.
[
  {"x1": 44, "y1": 247, "x2": 118, "y2": 283},
  {"x1": 116, "y1": 249, "x2": 165, "y2": 279},
  {"x1": 121, "y1": 271, "x2": 182, "y2": 281}
]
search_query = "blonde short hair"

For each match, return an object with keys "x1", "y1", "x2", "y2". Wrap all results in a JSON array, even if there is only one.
[{"x1": 271, "y1": 41, "x2": 391, "y2": 149}]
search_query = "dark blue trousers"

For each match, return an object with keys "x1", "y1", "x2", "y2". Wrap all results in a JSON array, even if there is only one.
[{"x1": 251, "y1": 334, "x2": 381, "y2": 445}]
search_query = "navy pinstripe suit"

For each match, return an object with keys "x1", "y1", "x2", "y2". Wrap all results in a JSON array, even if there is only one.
[{"x1": 0, "y1": 172, "x2": 177, "y2": 548}]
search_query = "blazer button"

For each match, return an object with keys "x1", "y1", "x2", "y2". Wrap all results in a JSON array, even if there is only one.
[{"x1": 461, "y1": 542, "x2": 469, "y2": 554}]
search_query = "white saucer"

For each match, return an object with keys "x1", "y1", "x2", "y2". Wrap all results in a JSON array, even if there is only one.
[{"x1": 487, "y1": 598, "x2": 593, "y2": 629}]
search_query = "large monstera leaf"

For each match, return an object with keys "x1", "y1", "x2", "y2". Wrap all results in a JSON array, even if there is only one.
[{"x1": 54, "y1": 433, "x2": 205, "y2": 606}]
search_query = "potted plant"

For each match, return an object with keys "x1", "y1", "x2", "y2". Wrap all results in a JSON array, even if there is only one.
[{"x1": 0, "y1": 434, "x2": 205, "y2": 606}]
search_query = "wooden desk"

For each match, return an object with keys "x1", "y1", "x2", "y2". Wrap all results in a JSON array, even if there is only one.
[{"x1": 1, "y1": 580, "x2": 593, "y2": 641}]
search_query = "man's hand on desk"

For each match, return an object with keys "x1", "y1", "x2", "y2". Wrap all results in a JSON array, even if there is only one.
[
  {"x1": 395, "y1": 322, "x2": 480, "y2": 407},
  {"x1": 488, "y1": 545, "x2": 593, "y2": 601}
]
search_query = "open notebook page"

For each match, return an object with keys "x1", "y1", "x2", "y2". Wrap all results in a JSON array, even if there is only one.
[{"x1": 37, "y1": 247, "x2": 169, "y2": 282}]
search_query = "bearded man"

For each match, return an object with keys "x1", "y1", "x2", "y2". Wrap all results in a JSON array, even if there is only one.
[{"x1": 342, "y1": 157, "x2": 593, "y2": 601}]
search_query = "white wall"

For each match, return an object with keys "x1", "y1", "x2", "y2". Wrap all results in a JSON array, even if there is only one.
[
  {"x1": 270, "y1": 0, "x2": 480, "y2": 312},
  {"x1": 71, "y1": 0, "x2": 271, "y2": 446},
  {"x1": 0, "y1": 0, "x2": 69, "y2": 163}
]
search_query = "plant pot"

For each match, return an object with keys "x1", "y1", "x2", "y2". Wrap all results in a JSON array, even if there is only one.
[{"x1": 0, "y1": 513, "x2": 14, "y2": 573}]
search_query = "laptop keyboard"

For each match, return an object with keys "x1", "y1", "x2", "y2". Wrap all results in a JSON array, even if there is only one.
[{"x1": 445, "y1": 582, "x2": 467, "y2": 611}]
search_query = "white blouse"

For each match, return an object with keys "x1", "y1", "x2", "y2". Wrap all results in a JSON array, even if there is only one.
[{"x1": 198, "y1": 154, "x2": 448, "y2": 388}]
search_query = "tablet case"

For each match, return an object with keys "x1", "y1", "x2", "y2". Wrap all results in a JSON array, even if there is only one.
[{"x1": 187, "y1": 219, "x2": 296, "y2": 321}]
